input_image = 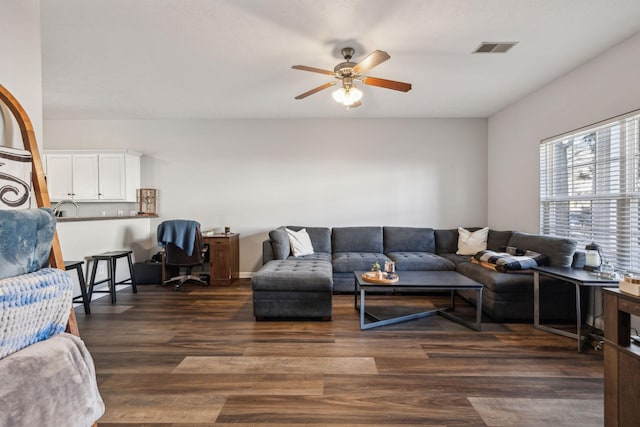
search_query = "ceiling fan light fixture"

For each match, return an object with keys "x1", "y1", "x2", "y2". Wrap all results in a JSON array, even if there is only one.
[
  {"x1": 293, "y1": 47, "x2": 411, "y2": 108},
  {"x1": 332, "y1": 86, "x2": 363, "y2": 106}
]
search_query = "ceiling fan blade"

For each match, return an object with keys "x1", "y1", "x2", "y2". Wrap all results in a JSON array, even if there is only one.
[
  {"x1": 352, "y1": 50, "x2": 390, "y2": 74},
  {"x1": 362, "y1": 76, "x2": 412, "y2": 92},
  {"x1": 291, "y1": 65, "x2": 336, "y2": 76},
  {"x1": 348, "y1": 100, "x2": 362, "y2": 109},
  {"x1": 294, "y1": 82, "x2": 336, "y2": 99}
]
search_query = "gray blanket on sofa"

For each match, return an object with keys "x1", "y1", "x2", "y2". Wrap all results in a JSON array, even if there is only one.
[{"x1": 0, "y1": 332, "x2": 105, "y2": 427}]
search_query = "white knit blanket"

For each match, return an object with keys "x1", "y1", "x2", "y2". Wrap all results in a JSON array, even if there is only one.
[{"x1": 0, "y1": 268, "x2": 72, "y2": 359}]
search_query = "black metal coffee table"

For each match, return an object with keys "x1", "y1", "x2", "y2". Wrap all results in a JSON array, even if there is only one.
[{"x1": 354, "y1": 271, "x2": 483, "y2": 330}]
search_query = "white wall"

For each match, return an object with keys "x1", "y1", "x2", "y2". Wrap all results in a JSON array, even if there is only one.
[
  {"x1": 488, "y1": 31, "x2": 640, "y2": 329},
  {"x1": 0, "y1": 0, "x2": 43, "y2": 148},
  {"x1": 488, "y1": 31, "x2": 640, "y2": 232},
  {"x1": 43, "y1": 118, "x2": 488, "y2": 273}
]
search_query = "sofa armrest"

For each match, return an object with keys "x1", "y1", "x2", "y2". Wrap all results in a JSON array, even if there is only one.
[
  {"x1": 262, "y1": 239, "x2": 275, "y2": 265},
  {"x1": 507, "y1": 232, "x2": 577, "y2": 267}
]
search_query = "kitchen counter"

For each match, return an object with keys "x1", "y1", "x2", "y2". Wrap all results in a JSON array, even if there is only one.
[
  {"x1": 55, "y1": 214, "x2": 157, "y2": 264},
  {"x1": 56, "y1": 214, "x2": 158, "y2": 222}
]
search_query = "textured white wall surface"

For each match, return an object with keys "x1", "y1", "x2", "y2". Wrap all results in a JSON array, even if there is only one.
[
  {"x1": 0, "y1": 0, "x2": 43, "y2": 148},
  {"x1": 488, "y1": 32, "x2": 640, "y2": 233},
  {"x1": 44, "y1": 118, "x2": 488, "y2": 273}
]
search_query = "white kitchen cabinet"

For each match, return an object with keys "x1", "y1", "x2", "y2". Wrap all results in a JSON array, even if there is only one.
[
  {"x1": 97, "y1": 154, "x2": 126, "y2": 200},
  {"x1": 44, "y1": 154, "x2": 74, "y2": 201},
  {"x1": 44, "y1": 150, "x2": 141, "y2": 202},
  {"x1": 72, "y1": 154, "x2": 100, "y2": 200}
]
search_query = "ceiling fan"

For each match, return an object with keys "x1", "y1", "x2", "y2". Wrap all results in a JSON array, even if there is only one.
[{"x1": 292, "y1": 47, "x2": 412, "y2": 109}]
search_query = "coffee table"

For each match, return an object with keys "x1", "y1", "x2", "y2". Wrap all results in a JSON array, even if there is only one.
[{"x1": 354, "y1": 271, "x2": 483, "y2": 331}]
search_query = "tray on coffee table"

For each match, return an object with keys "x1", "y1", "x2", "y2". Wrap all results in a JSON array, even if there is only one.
[{"x1": 360, "y1": 271, "x2": 399, "y2": 284}]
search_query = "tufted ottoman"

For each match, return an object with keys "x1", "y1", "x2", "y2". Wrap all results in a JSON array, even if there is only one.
[{"x1": 252, "y1": 259, "x2": 333, "y2": 320}]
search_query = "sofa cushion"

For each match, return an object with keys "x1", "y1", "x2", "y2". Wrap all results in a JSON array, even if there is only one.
[
  {"x1": 439, "y1": 253, "x2": 473, "y2": 266},
  {"x1": 435, "y1": 227, "x2": 481, "y2": 254},
  {"x1": 383, "y1": 227, "x2": 435, "y2": 253},
  {"x1": 332, "y1": 227, "x2": 383, "y2": 253},
  {"x1": 287, "y1": 252, "x2": 332, "y2": 263},
  {"x1": 332, "y1": 252, "x2": 391, "y2": 273},
  {"x1": 487, "y1": 230, "x2": 513, "y2": 251},
  {"x1": 507, "y1": 232, "x2": 577, "y2": 267},
  {"x1": 252, "y1": 260, "x2": 332, "y2": 292},
  {"x1": 435, "y1": 228, "x2": 512, "y2": 254},
  {"x1": 286, "y1": 226, "x2": 331, "y2": 253},
  {"x1": 0, "y1": 208, "x2": 56, "y2": 280},
  {"x1": 386, "y1": 252, "x2": 455, "y2": 271},
  {"x1": 435, "y1": 229, "x2": 459, "y2": 254},
  {"x1": 268, "y1": 227, "x2": 290, "y2": 260}
]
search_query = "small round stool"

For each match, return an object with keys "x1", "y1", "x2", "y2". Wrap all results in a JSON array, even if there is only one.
[
  {"x1": 65, "y1": 260, "x2": 91, "y2": 314},
  {"x1": 88, "y1": 250, "x2": 138, "y2": 304}
]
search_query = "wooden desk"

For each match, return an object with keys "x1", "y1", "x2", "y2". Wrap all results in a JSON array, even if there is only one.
[
  {"x1": 203, "y1": 233, "x2": 239, "y2": 285},
  {"x1": 603, "y1": 288, "x2": 640, "y2": 426}
]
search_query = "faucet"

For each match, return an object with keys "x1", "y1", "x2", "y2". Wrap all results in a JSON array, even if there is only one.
[{"x1": 52, "y1": 199, "x2": 79, "y2": 217}]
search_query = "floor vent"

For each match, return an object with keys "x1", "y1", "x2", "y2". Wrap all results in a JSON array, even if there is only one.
[{"x1": 473, "y1": 42, "x2": 518, "y2": 54}]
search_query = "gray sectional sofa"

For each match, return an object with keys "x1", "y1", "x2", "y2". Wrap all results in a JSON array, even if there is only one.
[{"x1": 254, "y1": 225, "x2": 584, "y2": 322}]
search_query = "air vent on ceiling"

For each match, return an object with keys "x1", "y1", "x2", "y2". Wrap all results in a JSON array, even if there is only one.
[{"x1": 473, "y1": 42, "x2": 518, "y2": 54}]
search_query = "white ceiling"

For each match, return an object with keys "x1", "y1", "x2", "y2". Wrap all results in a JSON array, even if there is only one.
[{"x1": 40, "y1": 0, "x2": 640, "y2": 120}]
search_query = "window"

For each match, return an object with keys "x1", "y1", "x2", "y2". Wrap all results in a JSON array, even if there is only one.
[{"x1": 540, "y1": 110, "x2": 640, "y2": 273}]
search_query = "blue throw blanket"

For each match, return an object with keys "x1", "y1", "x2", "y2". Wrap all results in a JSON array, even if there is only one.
[
  {"x1": 0, "y1": 208, "x2": 56, "y2": 280},
  {"x1": 157, "y1": 220, "x2": 201, "y2": 256}
]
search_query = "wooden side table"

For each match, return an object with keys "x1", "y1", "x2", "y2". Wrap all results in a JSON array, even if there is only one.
[
  {"x1": 603, "y1": 288, "x2": 640, "y2": 427},
  {"x1": 203, "y1": 233, "x2": 239, "y2": 285}
]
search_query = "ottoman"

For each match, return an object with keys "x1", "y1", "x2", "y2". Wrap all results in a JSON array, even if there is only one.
[{"x1": 252, "y1": 259, "x2": 333, "y2": 320}]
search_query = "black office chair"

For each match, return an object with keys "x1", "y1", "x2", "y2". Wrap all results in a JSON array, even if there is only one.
[{"x1": 158, "y1": 220, "x2": 210, "y2": 291}]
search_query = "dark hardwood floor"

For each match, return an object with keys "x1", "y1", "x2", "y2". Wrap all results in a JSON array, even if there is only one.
[{"x1": 76, "y1": 280, "x2": 604, "y2": 426}]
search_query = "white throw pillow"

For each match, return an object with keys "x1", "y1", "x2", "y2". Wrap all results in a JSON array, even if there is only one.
[
  {"x1": 286, "y1": 228, "x2": 315, "y2": 257},
  {"x1": 457, "y1": 227, "x2": 489, "y2": 255}
]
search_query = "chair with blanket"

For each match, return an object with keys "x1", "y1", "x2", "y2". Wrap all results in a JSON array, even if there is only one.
[
  {"x1": 0, "y1": 209, "x2": 105, "y2": 426},
  {"x1": 157, "y1": 219, "x2": 210, "y2": 291},
  {"x1": 0, "y1": 83, "x2": 104, "y2": 426}
]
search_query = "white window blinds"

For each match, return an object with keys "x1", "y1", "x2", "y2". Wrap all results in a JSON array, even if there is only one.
[{"x1": 540, "y1": 110, "x2": 640, "y2": 273}]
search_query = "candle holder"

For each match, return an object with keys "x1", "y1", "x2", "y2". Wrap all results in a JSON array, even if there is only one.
[{"x1": 137, "y1": 188, "x2": 157, "y2": 215}]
